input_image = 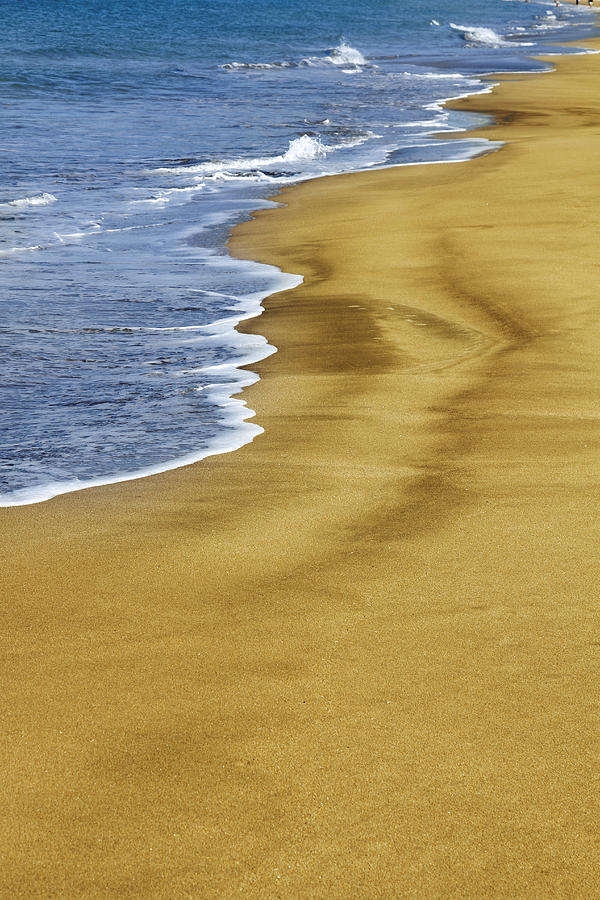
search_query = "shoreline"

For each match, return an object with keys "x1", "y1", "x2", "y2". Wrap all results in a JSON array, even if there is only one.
[
  {"x1": 2, "y1": 32, "x2": 600, "y2": 899},
  {"x1": 3, "y1": 27, "x2": 589, "y2": 510}
]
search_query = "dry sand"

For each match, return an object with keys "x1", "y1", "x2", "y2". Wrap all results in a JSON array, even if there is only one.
[{"x1": 1, "y1": 36, "x2": 599, "y2": 899}]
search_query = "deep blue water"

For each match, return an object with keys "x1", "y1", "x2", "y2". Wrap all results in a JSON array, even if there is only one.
[{"x1": 0, "y1": 0, "x2": 596, "y2": 504}]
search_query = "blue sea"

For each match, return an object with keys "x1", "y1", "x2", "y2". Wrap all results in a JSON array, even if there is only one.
[{"x1": 0, "y1": 0, "x2": 596, "y2": 505}]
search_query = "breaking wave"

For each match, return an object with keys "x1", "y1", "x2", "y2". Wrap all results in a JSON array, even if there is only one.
[
  {"x1": 221, "y1": 40, "x2": 367, "y2": 73},
  {"x1": 450, "y1": 23, "x2": 532, "y2": 48},
  {"x1": 152, "y1": 134, "x2": 334, "y2": 177},
  {"x1": 326, "y1": 41, "x2": 366, "y2": 67}
]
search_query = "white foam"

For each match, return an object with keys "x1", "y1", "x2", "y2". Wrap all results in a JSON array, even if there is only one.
[{"x1": 5, "y1": 192, "x2": 57, "y2": 208}]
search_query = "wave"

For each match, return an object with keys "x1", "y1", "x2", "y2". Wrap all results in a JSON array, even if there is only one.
[
  {"x1": 0, "y1": 390, "x2": 264, "y2": 508},
  {"x1": 382, "y1": 136, "x2": 503, "y2": 170},
  {"x1": 129, "y1": 183, "x2": 208, "y2": 205},
  {"x1": 221, "y1": 60, "x2": 294, "y2": 71},
  {"x1": 151, "y1": 134, "x2": 332, "y2": 177},
  {"x1": 57, "y1": 222, "x2": 164, "y2": 240},
  {"x1": 0, "y1": 267, "x2": 304, "y2": 508},
  {"x1": 326, "y1": 41, "x2": 366, "y2": 67},
  {"x1": 449, "y1": 23, "x2": 532, "y2": 48},
  {"x1": 129, "y1": 195, "x2": 172, "y2": 205},
  {"x1": 221, "y1": 40, "x2": 367, "y2": 73},
  {"x1": 3, "y1": 192, "x2": 57, "y2": 208},
  {"x1": 0, "y1": 244, "x2": 44, "y2": 257},
  {"x1": 131, "y1": 170, "x2": 285, "y2": 205},
  {"x1": 141, "y1": 131, "x2": 378, "y2": 200},
  {"x1": 401, "y1": 71, "x2": 472, "y2": 80},
  {"x1": 205, "y1": 169, "x2": 282, "y2": 183},
  {"x1": 532, "y1": 13, "x2": 570, "y2": 32},
  {"x1": 401, "y1": 118, "x2": 449, "y2": 129}
]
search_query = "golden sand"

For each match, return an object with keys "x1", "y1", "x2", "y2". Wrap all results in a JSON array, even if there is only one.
[{"x1": 1, "y1": 37, "x2": 599, "y2": 898}]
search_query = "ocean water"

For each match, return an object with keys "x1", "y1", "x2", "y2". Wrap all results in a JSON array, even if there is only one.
[{"x1": 0, "y1": 0, "x2": 596, "y2": 505}]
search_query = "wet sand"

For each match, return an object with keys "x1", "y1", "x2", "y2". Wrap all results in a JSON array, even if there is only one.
[{"x1": 1, "y1": 38, "x2": 600, "y2": 898}]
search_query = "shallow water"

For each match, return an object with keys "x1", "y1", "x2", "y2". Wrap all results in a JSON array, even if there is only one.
[{"x1": 0, "y1": 0, "x2": 595, "y2": 505}]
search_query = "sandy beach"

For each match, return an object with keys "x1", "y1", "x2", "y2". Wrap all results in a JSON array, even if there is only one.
[{"x1": 2, "y1": 31, "x2": 600, "y2": 898}]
